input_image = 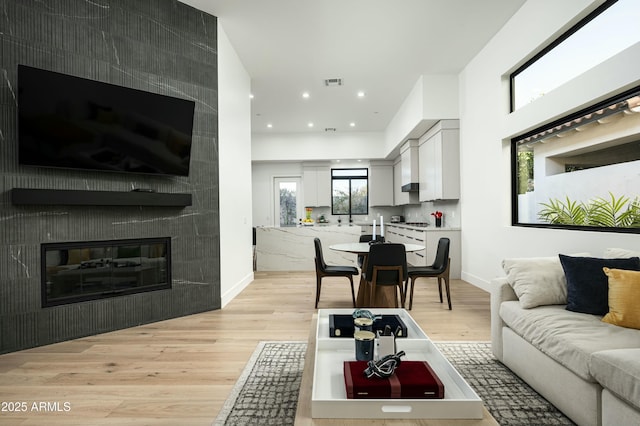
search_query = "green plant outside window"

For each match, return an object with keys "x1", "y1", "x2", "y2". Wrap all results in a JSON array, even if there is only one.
[{"x1": 512, "y1": 88, "x2": 640, "y2": 233}]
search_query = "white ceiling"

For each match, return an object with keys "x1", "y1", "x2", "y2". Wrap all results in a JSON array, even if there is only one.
[{"x1": 180, "y1": 0, "x2": 526, "y2": 135}]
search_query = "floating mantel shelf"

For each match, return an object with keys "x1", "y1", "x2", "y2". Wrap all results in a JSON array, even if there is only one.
[{"x1": 11, "y1": 188, "x2": 192, "y2": 207}]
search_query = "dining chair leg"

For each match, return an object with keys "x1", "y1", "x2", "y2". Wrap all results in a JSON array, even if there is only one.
[
  {"x1": 392, "y1": 286, "x2": 397, "y2": 308},
  {"x1": 444, "y1": 276, "x2": 452, "y2": 310},
  {"x1": 368, "y1": 266, "x2": 378, "y2": 307},
  {"x1": 369, "y1": 280, "x2": 376, "y2": 307},
  {"x1": 315, "y1": 276, "x2": 322, "y2": 309},
  {"x1": 437, "y1": 277, "x2": 443, "y2": 303},
  {"x1": 401, "y1": 280, "x2": 408, "y2": 308},
  {"x1": 349, "y1": 276, "x2": 356, "y2": 308},
  {"x1": 408, "y1": 277, "x2": 416, "y2": 310}
]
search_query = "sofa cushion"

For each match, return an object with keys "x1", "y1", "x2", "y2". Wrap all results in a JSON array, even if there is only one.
[
  {"x1": 591, "y1": 349, "x2": 640, "y2": 410},
  {"x1": 500, "y1": 301, "x2": 640, "y2": 381},
  {"x1": 559, "y1": 255, "x2": 640, "y2": 315},
  {"x1": 501, "y1": 254, "x2": 589, "y2": 309},
  {"x1": 602, "y1": 268, "x2": 640, "y2": 330},
  {"x1": 604, "y1": 247, "x2": 640, "y2": 259}
]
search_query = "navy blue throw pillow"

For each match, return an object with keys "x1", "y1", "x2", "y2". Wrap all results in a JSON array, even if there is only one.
[{"x1": 559, "y1": 255, "x2": 640, "y2": 315}]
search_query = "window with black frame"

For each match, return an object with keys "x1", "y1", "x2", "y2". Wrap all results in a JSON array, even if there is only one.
[
  {"x1": 510, "y1": 0, "x2": 638, "y2": 112},
  {"x1": 512, "y1": 88, "x2": 640, "y2": 233},
  {"x1": 509, "y1": 0, "x2": 639, "y2": 233},
  {"x1": 331, "y1": 168, "x2": 368, "y2": 217}
]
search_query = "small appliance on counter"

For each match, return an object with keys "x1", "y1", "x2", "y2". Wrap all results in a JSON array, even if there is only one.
[{"x1": 390, "y1": 215, "x2": 404, "y2": 223}]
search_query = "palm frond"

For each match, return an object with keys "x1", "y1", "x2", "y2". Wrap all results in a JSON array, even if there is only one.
[{"x1": 538, "y1": 193, "x2": 639, "y2": 228}]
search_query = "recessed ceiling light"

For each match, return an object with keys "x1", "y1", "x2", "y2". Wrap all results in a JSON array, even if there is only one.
[
  {"x1": 349, "y1": 122, "x2": 356, "y2": 127},
  {"x1": 249, "y1": 93, "x2": 254, "y2": 99},
  {"x1": 302, "y1": 92, "x2": 310, "y2": 99},
  {"x1": 267, "y1": 123, "x2": 273, "y2": 128},
  {"x1": 357, "y1": 91, "x2": 366, "y2": 98},
  {"x1": 307, "y1": 122, "x2": 314, "y2": 128}
]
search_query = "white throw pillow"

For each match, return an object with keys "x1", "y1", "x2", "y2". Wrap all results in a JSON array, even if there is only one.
[
  {"x1": 502, "y1": 253, "x2": 590, "y2": 309},
  {"x1": 603, "y1": 248, "x2": 640, "y2": 259}
]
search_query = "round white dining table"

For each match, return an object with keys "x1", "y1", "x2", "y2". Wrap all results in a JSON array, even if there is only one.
[
  {"x1": 329, "y1": 242, "x2": 424, "y2": 254},
  {"x1": 329, "y1": 242, "x2": 425, "y2": 308}
]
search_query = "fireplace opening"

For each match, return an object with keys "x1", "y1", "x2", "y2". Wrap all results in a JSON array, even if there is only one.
[{"x1": 41, "y1": 237, "x2": 171, "y2": 307}]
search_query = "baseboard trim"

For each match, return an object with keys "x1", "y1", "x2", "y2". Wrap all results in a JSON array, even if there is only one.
[
  {"x1": 461, "y1": 271, "x2": 492, "y2": 292},
  {"x1": 221, "y1": 271, "x2": 254, "y2": 308}
]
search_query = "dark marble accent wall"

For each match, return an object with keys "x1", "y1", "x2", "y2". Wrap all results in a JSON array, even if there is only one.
[{"x1": 0, "y1": 0, "x2": 220, "y2": 353}]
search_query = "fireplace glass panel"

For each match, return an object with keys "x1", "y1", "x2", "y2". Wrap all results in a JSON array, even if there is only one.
[{"x1": 42, "y1": 238, "x2": 171, "y2": 307}]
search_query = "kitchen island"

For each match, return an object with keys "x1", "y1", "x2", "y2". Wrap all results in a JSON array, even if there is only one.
[{"x1": 255, "y1": 225, "x2": 362, "y2": 271}]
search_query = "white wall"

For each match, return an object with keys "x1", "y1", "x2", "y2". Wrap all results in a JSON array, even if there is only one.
[
  {"x1": 252, "y1": 162, "x2": 304, "y2": 227},
  {"x1": 384, "y1": 75, "x2": 459, "y2": 156},
  {"x1": 218, "y1": 24, "x2": 254, "y2": 306},
  {"x1": 458, "y1": 0, "x2": 640, "y2": 290},
  {"x1": 252, "y1": 132, "x2": 387, "y2": 162}
]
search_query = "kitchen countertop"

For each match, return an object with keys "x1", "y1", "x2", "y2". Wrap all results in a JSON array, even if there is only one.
[
  {"x1": 255, "y1": 225, "x2": 362, "y2": 271},
  {"x1": 355, "y1": 222, "x2": 460, "y2": 231}
]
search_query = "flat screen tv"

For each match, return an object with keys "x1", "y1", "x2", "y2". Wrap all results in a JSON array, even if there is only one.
[{"x1": 18, "y1": 65, "x2": 195, "y2": 176}]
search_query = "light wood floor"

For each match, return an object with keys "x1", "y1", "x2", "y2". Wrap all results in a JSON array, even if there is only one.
[{"x1": 0, "y1": 271, "x2": 491, "y2": 425}]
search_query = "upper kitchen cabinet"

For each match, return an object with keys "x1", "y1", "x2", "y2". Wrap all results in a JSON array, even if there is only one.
[
  {"x1": 418, "y1": 120, "x2": 460, "y2": 202},
  {"x1": 369, "y1": 162, "x2": 394, "y2": 206},
  {"x1": 394, "y1": 140, "x2": 420, "y2": 206},
  {"x1": 303, "y1": 164, "x2": 331, "y2": 207}
]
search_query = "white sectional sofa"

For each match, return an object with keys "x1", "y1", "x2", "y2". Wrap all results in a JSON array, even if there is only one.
[{"x1": 490, "y1": 248, "x2": 640, "y2": 426}]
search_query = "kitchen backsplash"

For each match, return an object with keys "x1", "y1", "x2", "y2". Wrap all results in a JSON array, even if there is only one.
[
  {"x1": 403, "y1": 200, "x2": 460, "y2": 227},
  {"x1": 307, "y1": 201, "x2": 460, "y2": 227}
]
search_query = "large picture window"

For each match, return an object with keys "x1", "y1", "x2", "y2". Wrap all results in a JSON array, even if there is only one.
[
  {"x1": 510, "y1": 0, "x2": 639, "y2": 111},
  {"x1": 512, "y1": 87, "x2": 640, "y2": 233},
  {"x1": 331, "y1": 168, "x2": 368, "y2": 217}
]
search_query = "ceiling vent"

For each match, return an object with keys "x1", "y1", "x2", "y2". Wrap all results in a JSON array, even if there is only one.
[
  {"x1": 324, "y1": 78, "x2": 343, "y2": 87},
  {"x1": 324, "y1": 127, "x2": 337, "y2": 132}
]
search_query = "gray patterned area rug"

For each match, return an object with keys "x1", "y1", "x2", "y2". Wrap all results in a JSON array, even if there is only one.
[{"x1": 214, "y1": 341, "x2": 575, "y2": 426}]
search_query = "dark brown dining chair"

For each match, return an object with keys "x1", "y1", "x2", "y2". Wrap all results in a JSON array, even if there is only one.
[
  {"x1": 314, "y1": 237, "x2": 358, "y2": 308},
  {"x1": 357, "y1": 234, "x2": 373, "y2": 269},
  {"x1": 404, "y1": 237, "x2": 451, "y2": 310},
  {"x1": 363, "y1": 243, "x2": 407, "y2": 308}
]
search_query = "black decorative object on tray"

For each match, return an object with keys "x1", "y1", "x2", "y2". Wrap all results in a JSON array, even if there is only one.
[
  {"x1": 363, "y1": 351, "x2": 406, "y2": 378},
  {"x1": 329, "y1": 314, "x2": 408, "y2": 338}
]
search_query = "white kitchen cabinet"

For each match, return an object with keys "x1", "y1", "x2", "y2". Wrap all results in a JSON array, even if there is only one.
[
  {"x1": 393, "y1": 155, "x2": 419, "y2": 206},
  {"x1": 400, "y1": 140, "x2": 419, "y2": 189},
  {"x1": 384, "y1": 225, "x2": 427, "y2": 267},
  {"x1": 369, "y1": 163, "x2": 394, "y2": 206},
  {"x1": 360, "y1": 224, "x2": 381, "y2": 237},
  {"x1": 418, "y1": 120, "x2": 460, "y2": 202},
  {"x1": 393, "y1": 159, "x2": 410, "y2": 206},
  {"x1": 393, "y1": 159, "x2": 406, "y2": 206},
  {"x1": 303, "y1": 166, "x2": 331, "y2": 207},
  {"x1": 384, "y1": 224, "x2": 461, "y2": 278}
]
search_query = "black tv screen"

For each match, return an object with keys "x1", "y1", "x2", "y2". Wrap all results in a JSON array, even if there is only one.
[{"x1": 17, "y1": 65, "x2": 195, "y2": 176}]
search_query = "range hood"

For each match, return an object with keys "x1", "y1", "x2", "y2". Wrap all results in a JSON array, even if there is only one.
[
  {"x1": 400, "y1": 140, "x2": 420, "y2": 193},
  {"x1": 401, "y1": 182, "x2": 419, "y2": 192}
]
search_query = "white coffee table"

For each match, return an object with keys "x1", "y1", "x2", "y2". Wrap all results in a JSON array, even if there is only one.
[{"x1": 294, "y1": 308, "x2": 498, "y2": 424}]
